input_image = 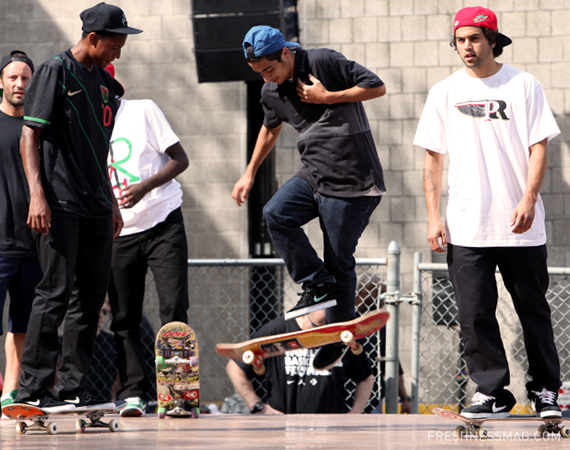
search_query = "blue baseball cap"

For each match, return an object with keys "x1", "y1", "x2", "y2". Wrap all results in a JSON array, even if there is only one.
[{"x1": 243, "y1": 25, "x2": 299, "y2": 59}]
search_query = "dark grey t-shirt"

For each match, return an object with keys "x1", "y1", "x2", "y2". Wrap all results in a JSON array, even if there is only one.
[{"x1": 260, "y1": 48, "x2": 386, "y2": 197}]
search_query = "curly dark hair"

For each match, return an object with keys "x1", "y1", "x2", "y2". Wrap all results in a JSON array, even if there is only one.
[{"x1": 450, "y1": 28, "x2": 504, "y2": 57}]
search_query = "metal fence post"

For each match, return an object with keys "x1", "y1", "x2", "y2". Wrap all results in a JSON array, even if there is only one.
[
  {"x1": 384, "y1": 241, "x2": 400, "y2": 414},
  {"x1": 410, "y1": 252, "x2": 422, "y2": 414}
]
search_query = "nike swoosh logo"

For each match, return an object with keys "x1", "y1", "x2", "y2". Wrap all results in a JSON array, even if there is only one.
[
  {"x1": 65, "y1": 396, "x2": 81, "y2": 404},
  {"x1": 492, "y1": 403, "x2": 506, "y2": 413},
  {"x1": 67, "y1": 89, "x2": 83, "y2": 97},
  {"x1": 314, "y1": 294, "x2": 328, "y2": 302},
  {"x1": 28, "y1": 400, "x2": 41, "y2": 406},
  {"x1": 287, "y1": 380, "x2": 295, "y2": 385}
]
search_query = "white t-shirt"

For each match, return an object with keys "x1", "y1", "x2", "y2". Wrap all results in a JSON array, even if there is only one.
[
  {"x1": 108, "y1": 99, "x2": 183, "y2": 236},
  {"x1": 414, "y1": 64, "x2": 560, "y2": 247}
]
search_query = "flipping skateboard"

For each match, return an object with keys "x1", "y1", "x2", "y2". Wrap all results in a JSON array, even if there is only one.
[
  {"x1": 433, "y1": 407, "x2": 570, "y2": 439},
  {"x1": 155, "y1": 321, "x2": 200, "y2": 418},
  {"x1": 215, "y1": 310, "x2": 390, "y2": 375},
  {"x1": 2, "y1": 403, "x2": 121, "y2": 435}
]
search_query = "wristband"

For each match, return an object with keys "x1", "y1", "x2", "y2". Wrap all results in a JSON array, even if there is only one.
[{"x1": 400, "y1": 396, "x2": 411, "y2": 402}]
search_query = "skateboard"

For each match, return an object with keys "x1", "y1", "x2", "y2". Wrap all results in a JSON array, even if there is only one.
[
  {"x1": 2, "y1": 403, "x2": 121, "y2": 435},
  {"x1": 155, "y1": 321, "x2": 200, "y2": 419},
  {"x1": 215, "y1": 310, "x2": 390, "y2": 375},
  {"x1": 433, "y1": 407, "x2": 570, "y2": 439}
]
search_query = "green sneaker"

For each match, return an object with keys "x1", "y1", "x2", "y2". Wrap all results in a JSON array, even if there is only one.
[
  {"x1": 1, "y1": 389, "x2": 18, "y2": 420},
  {"x1": 120, "y1": 397, "x2": 147, "y2": 417}
]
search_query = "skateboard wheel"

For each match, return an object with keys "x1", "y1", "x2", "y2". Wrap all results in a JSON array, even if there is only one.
[
  {"x1": 16, "y1": 422, "x2": 27, "y2": 435},
  {"x1": 190, "y1": 356, "x2": 198, "y2": 367},
  {"x1": 538, "y1": 424, "x2": 546, "y2": 435},
  {"x1": 191, "y1": 407, "x2": 200, "y2": 419},
  {"x1": 158, "y1": 407, "x2": 167, "y2": 419},
  {"x1": 47, "y1": 421, "x2": 58, "y2": 435},
  {"x1": 76, "y1": 419, "x2": 86, "y2": 433},
  {"x1": 477, "y1": 427, "x2": 488, "y2": 439},
  {"x1": 253, "y1": 363, "x2": 266, "y2": 376},
  {"x1": 454, "y1": 425, "x2": 467, "y2": 438},
  {"x1": 155, "y1": 356, "x2": 165, "y2": 366},
  {"x1": 351, "y1": 343, "x2": 363, "y2": 355},
  {"x1": 340, "y1": 331, "x2": 354, "y2": 344},
  {"x1": 243, "y1": 350, "x2": 255, "y2": 365},
  {"x1": 560, "y1": 426, "x2": 570, "y2": 438},
  {"x1": 108, "y1": 419, "x2": 119, "y2": 432}
]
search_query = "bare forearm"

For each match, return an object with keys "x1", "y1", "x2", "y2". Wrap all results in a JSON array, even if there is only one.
[
  {"x1": 226, "y1": 360, "x2": 261, "y2": 410},
  {"x1": 20, "y1": 125, "x2": 44, "y2": 198},
  {"x1": 245, "y1": 124, "x2": 282, "y2": 177},
  {"x1": 524, "y1": 139, "x2": 548, "y2": 204},
  {"x1": 349, "y1": 375, "x2": 373, "y2": 414},
  {"x1": 141, "y1": 142, "x2": 189, "y2": 193},
  {"x1": 423, "y1": 150, "x2": 444, "y2": 220},
  {"x1": 324, "y1": 85, "x2": 386, "y2": 105}
]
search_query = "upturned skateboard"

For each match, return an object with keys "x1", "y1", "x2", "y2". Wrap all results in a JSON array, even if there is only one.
[
  {"x1": 433, "y1": 407, "x2": 570, "y2": 439},
  {"x1": 2, "y1": 403, "x2": 121, "y2": 435},
  {"x1": 155, "y1": 321, "x2": 200, "y2": 418},
  {"x1": 215, "y1": 310, "x2": 390, "y2": 375}
]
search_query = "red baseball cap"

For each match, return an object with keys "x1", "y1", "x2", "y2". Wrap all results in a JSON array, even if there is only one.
[
  {"x1": 453, "y1": 6, "x2": 512, "y2": 47},
  {"x1": 104, "y1": 63, "x2": 125, "y2": 98}
]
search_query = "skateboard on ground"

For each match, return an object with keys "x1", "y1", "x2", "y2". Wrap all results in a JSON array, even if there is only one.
[
  {"x1": 2, "y1": 403, "x2": 121, "y2": 435},
  {"x1": 433, "y1": 407, "x2": 570, "y2": 439},
  {"x1": 155, "y1": 321, "x2": 200, "y2": 418},
  {"x1": 215, "y1": 310, "x2": 390, "y2": 375}
]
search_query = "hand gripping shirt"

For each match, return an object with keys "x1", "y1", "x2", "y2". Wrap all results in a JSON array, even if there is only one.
[
  {"x1": 261, "y1": 48, "x2": 386, "y2": 198},
  {"x1": 414, "y1": 65, "x2": 560, "y2": 247},
  {"x1": 23, "y1": 49, "x2": 123, "y2": 218}
]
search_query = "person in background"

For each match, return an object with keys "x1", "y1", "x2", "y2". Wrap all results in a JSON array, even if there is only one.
[{"x1": 0, "y1": 50, "x2": 41, "y2": 416}]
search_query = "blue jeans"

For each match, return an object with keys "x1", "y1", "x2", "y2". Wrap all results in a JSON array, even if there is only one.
[{"x1": 263, "y1": 176, "x2": 381, "y2": 323}]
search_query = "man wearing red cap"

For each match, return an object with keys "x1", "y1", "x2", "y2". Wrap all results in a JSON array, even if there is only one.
[{"x1": 415, "y1": 6, "x2": 561, "y2": 419}]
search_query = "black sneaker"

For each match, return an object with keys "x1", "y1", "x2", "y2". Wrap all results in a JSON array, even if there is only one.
[
  {"x1": 529, "y1": 388, "x2": 561, "y2": 418},
  {"x1": 18, "y1": 389, "x2": 76, "y2": 413},
  {"x1": 313, "y1": 342, "x2": 349, "y2": 371},
  {"x1": 285, "y1": 284, "x2": 337, "y2": 320},
  {"x1": 62, "y1": 389, "x2": 115, "y2": 410},
  {"x1": 460, "y1": 390, "x2": 516, "y2": 419}
]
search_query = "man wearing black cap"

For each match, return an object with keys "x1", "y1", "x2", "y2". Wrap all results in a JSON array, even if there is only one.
[
  {"x1": 415, "y1": 6, "x2": 561, "y2": 419},
  {"x1": 0, "y1": 50, "x2": 42, "y2": 415},
  {"x1": 16, "y1": 3, "x2": 142, "y2": 411},
  {"x1": 233, "y1": 26, "x2": 386, "y2": 371}
]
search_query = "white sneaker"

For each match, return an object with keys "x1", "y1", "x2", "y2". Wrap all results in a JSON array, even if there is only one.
[{"x1": 120, "y1": 397, "x2": 146, "y2": 417}]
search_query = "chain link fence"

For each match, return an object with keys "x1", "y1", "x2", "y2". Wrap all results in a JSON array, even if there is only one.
[
  {"x1": 417, "y1": 264, "x2": 570, "y2": 414},
  {"x1": 91, "y1": 259, "x2": 388, "y2": 412}
]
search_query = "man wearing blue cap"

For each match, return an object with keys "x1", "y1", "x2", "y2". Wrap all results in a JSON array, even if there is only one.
[
  {"x1": 0, "y1": 50, "x2": 41, "y2": 416},
  {"x1": 15, "y1": 3, "x2": 142, "y2": 411},
  {"x1": 233, "y1": 26, "x2": 386, "y2": 370}
]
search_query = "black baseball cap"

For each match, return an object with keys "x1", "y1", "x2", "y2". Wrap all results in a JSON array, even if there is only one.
[
  {"x1": 0, "y1": 50, "x2": 34, "y2": 75},
  {"x1": 80, "y1": 2, "x2": 143, "y2": 35}
]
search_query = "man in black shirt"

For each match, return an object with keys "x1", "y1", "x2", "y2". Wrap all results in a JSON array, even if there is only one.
[
  {"x1": 226, "y1": 310, "x2": 373, "y2": 414},
  {"x1": 16, "y1": 3, "x2": 142, "y2": 412},
  {"x1": 233, "y1": 26, "x2": 386, "y2": 369},
  {"x1": 0, "y1": 50, "x2": 42, "y2": 414}
]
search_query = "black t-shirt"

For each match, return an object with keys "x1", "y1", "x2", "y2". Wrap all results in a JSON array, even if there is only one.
[
  {"x1": 260, "y1": 48, "x2": 386, "y2": 198},
  {"x1": 0, "y1": 111, "x2": 36, "y2": 257},
  {"x1": 238, "y1": 317, "x2": 372, "y2": 414},
  {"x1": 23, "y1": 49, "x2": 122, "y2": 218}
]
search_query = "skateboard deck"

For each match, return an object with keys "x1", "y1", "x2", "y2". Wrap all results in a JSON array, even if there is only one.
[
  {"x1": 215, "y1": 310, "x2": 390, "y2": 375},
  {"x1": 2, "y1": 403, "x2": 121, "y2": 435},
  {"x1": 433, "y1": 407, "x2": 570, "y2": 439},
  {"x1": 155, "y1": 321, "x2": 200, "y2": 418}
]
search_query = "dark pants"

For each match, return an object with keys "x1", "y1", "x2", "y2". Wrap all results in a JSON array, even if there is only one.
[
  {"x1": 447, "y1": 244, "x2": 561, "y2": 397},
  {"x1": 108, "y1": 207, "x2": 189, "y2": 400},
  {"x1": 0, "y1": 256, "x2": 42, "y2": 334},
  {"x1": 263, "y1": 176, "x2": 381, "y2": 323},
  {"x1": 17, "y1": 212, "x2": 113, "y2": 401}
]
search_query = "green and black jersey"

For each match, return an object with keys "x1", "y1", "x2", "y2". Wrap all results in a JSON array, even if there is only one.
[{"x1": 23, "y1": 49, "x2": 123, "y2": 218}]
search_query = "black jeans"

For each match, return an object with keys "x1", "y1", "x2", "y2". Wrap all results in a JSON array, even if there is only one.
[
  {"x1": 108, "y1": 207, "x2": 189, "y2": 400},
  {"x1": 447, "y1": 243, "x2": 561, "y2": 397},
  {"x1": 18, "y1": 211, "x2": 113, "y2": 401}
]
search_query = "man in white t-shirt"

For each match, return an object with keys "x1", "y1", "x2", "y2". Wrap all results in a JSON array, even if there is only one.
[
  {"x1": 105, "y1": 64, "x2": 189, "y2": 417},
  {"x1": 414, "y1": 6, "x2": 561, "y2": 419}
]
